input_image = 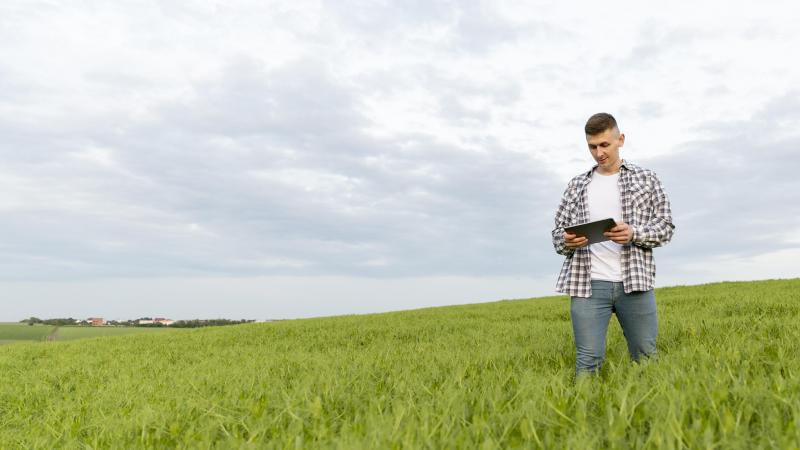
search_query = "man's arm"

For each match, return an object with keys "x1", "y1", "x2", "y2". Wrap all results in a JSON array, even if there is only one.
[
  {"x1": 630, "y1": 175, "x2": 675, "y2": 248},
  {"x1": 552, "y1": 181, "x2": 582, "y2": 256}
]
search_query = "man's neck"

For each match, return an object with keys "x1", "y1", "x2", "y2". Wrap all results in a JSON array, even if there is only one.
[{"x1": 596, "y1": 159, "x2": 623, "y2": 175}]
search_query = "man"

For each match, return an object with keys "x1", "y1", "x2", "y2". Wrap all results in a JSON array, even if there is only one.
[{"x1": 552, "y1": 112, "x2": 674, "y2": 376}]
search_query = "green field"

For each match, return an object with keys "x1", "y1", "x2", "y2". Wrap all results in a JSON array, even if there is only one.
[
  {"x1": 0, "y1": 323, "x2": 56, "y2": 343},
  {"x1": 0, "y1": 279, "x2": 798, "y2": 448},
  {"x1": 0, "y1": 323, "x2": 171, "y2": 345},
  {"x1": 53, "y1": 326, "x2": 173, "y2": 341}
]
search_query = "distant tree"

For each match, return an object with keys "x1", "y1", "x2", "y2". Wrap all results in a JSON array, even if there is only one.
[
  {"x1": 169, "y1": 319, "x2": 255, "y2": 328},
  {"x1": 41, "y1": 318, "x2": 80, "y2": 326},
  {"x1": 19, "y1": 316, "x2": 255, "y2": 328}
]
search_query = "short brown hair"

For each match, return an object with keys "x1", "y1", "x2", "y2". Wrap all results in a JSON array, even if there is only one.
[{"x1": 585, "y1": 112, "x2": 618, "y2": 135}]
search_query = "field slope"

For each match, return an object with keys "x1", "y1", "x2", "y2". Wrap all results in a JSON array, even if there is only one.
[{"x1": 0, "y1": 279, "x2": 798, "y2": 448}]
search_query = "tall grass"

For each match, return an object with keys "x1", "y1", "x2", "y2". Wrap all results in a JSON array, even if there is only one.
[{"x1": 0, "y1": 279, "x2": 797, "y2": 448}]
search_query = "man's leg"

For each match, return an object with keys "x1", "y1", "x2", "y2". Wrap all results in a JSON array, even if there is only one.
[
  {"x1": 614, "y1": 287, "x2": 658, "y2": 362},
  {"x1": 570, "y1": 280, "x2": 614, "y2": 375}
]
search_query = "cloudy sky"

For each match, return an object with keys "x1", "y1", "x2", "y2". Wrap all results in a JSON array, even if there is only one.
[{"x1": 1, "y1": 1, "x2": 798, "y2": 321}]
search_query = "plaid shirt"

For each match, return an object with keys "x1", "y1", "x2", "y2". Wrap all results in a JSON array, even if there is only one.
[{"x1": 552, "y1": 160, "x2": 674, "y2": 297}]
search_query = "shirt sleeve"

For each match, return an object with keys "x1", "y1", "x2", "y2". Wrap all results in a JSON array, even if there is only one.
[
  {"x1": 631, "y1": 174, "x2": 675, "y2": 249},
  {"x1": 552, "y1": 181, "x2": 576, "y2": 256}
]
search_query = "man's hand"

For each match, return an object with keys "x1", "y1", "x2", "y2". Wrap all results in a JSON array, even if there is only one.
[
  {"x1": 604, "y1": 221, "x2": 633, "y2": 244},
  {"x1": 563, "y1": 232, "x2": 588, "y2": 249}
]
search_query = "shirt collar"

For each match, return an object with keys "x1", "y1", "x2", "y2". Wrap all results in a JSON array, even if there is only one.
[
  {"x1": 577, "y1": 159, "x2": 629, "y2": 188},
  {"x1": 584, "y1": 159, "x2": 630, "y2": 177}
]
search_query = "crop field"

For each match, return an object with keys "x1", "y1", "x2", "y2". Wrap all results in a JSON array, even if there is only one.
[
  {"x1": 0, "y1": 278, "x2": 798, "y2": 448},
  {"x1": 0, "y1": 323, "x2": 171, "y2": 345},
  {"x1": 0, "y1": 323, "x2": 56, "y2": 345}
]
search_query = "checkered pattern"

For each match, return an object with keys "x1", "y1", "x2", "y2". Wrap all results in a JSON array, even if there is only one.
[{"x1": 552, "y1": 160, "x2": 674, "y2": 297}]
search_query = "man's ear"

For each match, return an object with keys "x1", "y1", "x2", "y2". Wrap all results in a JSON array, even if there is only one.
[{"x1": 618, "y1": 133, "x2": 625, "y2": 146}]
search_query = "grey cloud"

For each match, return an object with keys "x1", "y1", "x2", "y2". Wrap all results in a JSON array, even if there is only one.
[
  {"x1": 0, "y1": 56, "x2": 563, "y2": 281},
  {"x1": 322, "y1": 0, "x2": 454, "y2": 34},
  {"x1": 741, "y1": 21, "x2": 783, "y2": 40},
  {"x1": 450, "y1": 5, "x2": 522, "y2": 53},
  {"x1": 753, "y1": 91, "x2": 800, "y2": 122},
  {"x1": 635, "y1": 101, "x2": 664, "y2": 118},
  {"x1": 0, "y1": 66, "x2": 36, "y2": 103},
  {"x1": 643, "y1": 92, "x2": 800, "y2": 268},
  {"x1": 437, "y1": 94, "x2": 493, "y2": 124},
  {"x1": 704, "y1": 85, "x2": 732, "y2": 97},
  {"x1": 608, "y1": 21, "x2": 710, "y2": 72},
  {"x1": 450, "y1": 4, "x2": 576, "y2": 54},
  {"x1": 354, "y1": 64, "x2": 524, "y2": 128},
  {"x1": 158, "y1": 58, "x2": 365, "y2": 141},
  {"x1": 323, "y1": 0, "x2": 569, "y2": 55}
]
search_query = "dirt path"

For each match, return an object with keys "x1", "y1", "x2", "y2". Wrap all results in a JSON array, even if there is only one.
[{"x1": 46, "y1": 326, "x2": 60, "y2": 342}]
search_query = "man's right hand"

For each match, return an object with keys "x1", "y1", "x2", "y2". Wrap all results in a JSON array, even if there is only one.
[{"x1": 564, "y1": 232, "x2": 589, "y2": 249}]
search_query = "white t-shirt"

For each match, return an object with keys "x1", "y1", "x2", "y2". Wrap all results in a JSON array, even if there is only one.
[{"x1": 587, "y1": 171, "x2": 623, "y2": 282}]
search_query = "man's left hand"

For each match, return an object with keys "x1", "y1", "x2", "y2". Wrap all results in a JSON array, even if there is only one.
[{"x1": 604, "y1": 221, "x2": 633, "y2": 244}]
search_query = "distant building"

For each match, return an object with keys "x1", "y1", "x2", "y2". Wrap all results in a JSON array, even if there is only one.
[
  {"x1": 87, "y1": 317, "x2": 106, "y2": 326},
  {"x1": 137, "y1": 318, "x2": 174, "y2": 326}
]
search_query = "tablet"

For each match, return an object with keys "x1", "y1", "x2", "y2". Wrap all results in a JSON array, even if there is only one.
[{"x1": 564, "y1": 218, "x2": 617, "y2": 244}]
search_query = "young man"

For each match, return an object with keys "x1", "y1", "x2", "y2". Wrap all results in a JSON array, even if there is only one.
[{"x1": 552, "y1": 113, "x2": 675, "y2": 376}]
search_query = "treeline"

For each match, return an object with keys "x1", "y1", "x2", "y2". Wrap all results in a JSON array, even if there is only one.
[
  {"x1": 21, "y1": 317, "x2": 82, "y2": 326},
  {"x1": 128, "y1": 318, "x2": 256, "y2": 328},
  {"x1": 20, "y1": 317, "x2": 256, "y2": 328},
  {"x1": 168, "y1": 319, "x2": 255, "y2": 328}
]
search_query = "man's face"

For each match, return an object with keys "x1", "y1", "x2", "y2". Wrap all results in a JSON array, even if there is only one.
[{"x1": 586, "y1": 127, "x2": 625, "y2": 173}]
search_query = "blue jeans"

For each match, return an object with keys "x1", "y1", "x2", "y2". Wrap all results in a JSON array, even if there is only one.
[{"x1": 570, "y1": 280, "x2": 658, "y2": 375}]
